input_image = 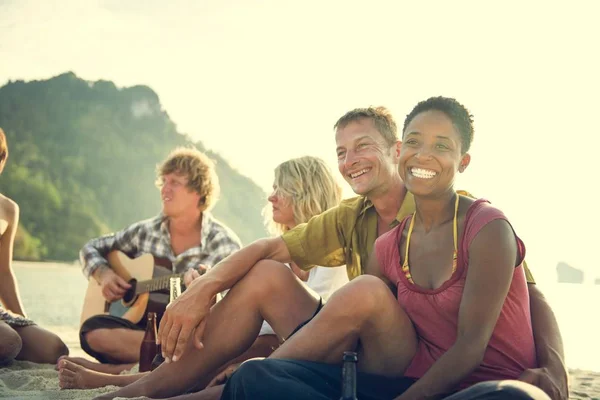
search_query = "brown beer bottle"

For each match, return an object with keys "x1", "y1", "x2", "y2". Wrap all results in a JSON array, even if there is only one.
[
  {"x1": 339, "y1": 351, "x2": 358, "y2": 400},
  {"x1": 139, "y1": 312, "x2": 158, "y2": 372},
  {"x1": 151, "y1": 276, "x2": 182, "y2": 371}
]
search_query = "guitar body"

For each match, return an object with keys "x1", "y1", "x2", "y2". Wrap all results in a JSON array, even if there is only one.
[{"x1": 80, "y1": 251, "x2": 170, "y2": 327}]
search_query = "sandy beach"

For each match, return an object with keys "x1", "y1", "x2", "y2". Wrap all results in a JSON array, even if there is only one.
[{"x1": 3, "y1": 261, "x2": 598, "y2": 399}]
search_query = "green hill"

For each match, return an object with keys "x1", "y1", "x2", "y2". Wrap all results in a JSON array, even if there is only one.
[{"x1": 0, "y1": 72, "x2": 267, "y2": 261}]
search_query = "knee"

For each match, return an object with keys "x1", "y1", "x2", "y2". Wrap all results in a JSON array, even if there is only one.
[
  {"x1": 335, "y1": 275, "x2": 393, "y2": 314},
  {"x1": 242, "y1": 260, "x2": 297, "y2": 295},
  {"x1": 496, "y1": 381, "x2": 551, "y2": 400},
  {"x1": 458, "y1": 380, "x2": 551, "y2": 400},
  {"x1": 84, "y1": 329, "x2": 109, "y2": 351},
  {"x1": 0, "y1": 328, "x2": 22, "y2": 364},
  {"x1": 47, "y1": 334, "x2": 69, "y2": 362}
]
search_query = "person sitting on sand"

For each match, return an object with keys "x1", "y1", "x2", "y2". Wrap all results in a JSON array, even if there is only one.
[
  {"x1": 58, "y1": 156, "x2": 349, "y2": 390},
  {"x1": 219, "y1": 96, "x2": 553, "y2": 400},
  {"x1": 97, "y1": 105, "x2": 566, "y2": 400},
  {"x1": 0, "y1": 127, "x2": 69, "y2": 365},
  {"x1": 72, "y1": 147, "x2": 242, "y2": 367}
]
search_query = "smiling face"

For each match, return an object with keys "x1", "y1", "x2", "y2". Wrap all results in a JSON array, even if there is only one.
[
  {"x1": 335, "y1": 118, "x2": 401, "y2": 197},
  {"x1": 399, "y1": 110, "x2": 470, "y2": 198},
  {"x1": 159, "y1": 172, "x2": 202, "y2": 217}
]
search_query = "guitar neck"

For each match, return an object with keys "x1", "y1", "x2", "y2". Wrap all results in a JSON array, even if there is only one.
[{"x1": 135, "y1": 273, "x2": 184, "y2": 294}]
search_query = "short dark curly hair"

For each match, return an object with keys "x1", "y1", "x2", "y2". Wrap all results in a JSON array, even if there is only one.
[
  {"x1": 334, "y1": 106, "x2": 398, "y2": 147},
  {"x1": 402, "y1": 97, "x2": 474, "y2": 153}
]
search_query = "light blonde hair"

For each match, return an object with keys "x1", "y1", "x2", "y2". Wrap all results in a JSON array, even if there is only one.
[
  {"x1": 156, "y1": 146, "x2": 219, "y2": 211},
  {"x1": 263, "y1": 156, "x2": 342, "y2": 235}
]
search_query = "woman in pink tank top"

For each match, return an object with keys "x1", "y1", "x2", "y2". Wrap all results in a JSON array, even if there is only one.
[{"x1": 220, "y1": 97, "x2": 550, "y2": 400}]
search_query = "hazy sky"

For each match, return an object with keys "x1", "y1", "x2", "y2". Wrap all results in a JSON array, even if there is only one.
[{"x1": 1, "y1": 0, "x2": 599, "y2": 281}]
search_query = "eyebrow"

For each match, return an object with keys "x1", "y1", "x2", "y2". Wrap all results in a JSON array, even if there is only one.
[
  {"x1": 405, "y1": 131, "x2": 453, "y2": 141},
  {"x1": 336, "y1": 135, "x2": 375, "y2": 152}
]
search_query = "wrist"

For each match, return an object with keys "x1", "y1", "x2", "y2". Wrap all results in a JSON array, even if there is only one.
[{"x1": 92, "y1": 264, "x2": 111, "y2": 284}]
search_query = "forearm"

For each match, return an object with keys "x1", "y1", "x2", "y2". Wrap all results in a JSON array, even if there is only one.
[
  {"x1": 397, "y1": 340, "x2": 484, "y2": 400},
  {"x1": 0, "y1": 271, "x2": 26, "y2": 316},
  {"x1": 529, "y1": 284, "x2": 566, "y2": 372},
  {"x1": 80, "y1": 243, "x2": 111, "y2": 279},
  {"x1": 194, "y1": 237, "x2": 291, "y2": 299}
]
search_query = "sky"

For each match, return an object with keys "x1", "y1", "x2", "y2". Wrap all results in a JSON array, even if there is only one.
[{"x1": 1, "y1": 0, "x2": 599, "y2": 283}]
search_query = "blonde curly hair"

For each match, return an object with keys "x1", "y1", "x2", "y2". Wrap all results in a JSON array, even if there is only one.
[{"x1": 156, "y1": 147, "x2": 219, "y2": 211}]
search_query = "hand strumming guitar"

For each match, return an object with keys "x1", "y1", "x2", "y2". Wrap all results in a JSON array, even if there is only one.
[
  {"x1": 94, "y1": 266, "x2": 132, "y2": 302},
  {"x1": 183, "y1": 264, "x2": 208, "y2": 288}
]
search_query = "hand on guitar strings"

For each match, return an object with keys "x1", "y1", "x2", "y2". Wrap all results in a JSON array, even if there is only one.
[
  {"x1": 183, "y1": 264, "x2": 208, "y2": 288},
  {"x1": 157, "y1": 283, "x2": 211, "y2": 363}
]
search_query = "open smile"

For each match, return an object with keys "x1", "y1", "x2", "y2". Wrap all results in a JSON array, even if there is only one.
[
  {"x1": 348, "y1": 168, "x2": 371, "y2": 179},
  {"x1": 409, "y1": 167, "x2": 437, "y2": 179}
]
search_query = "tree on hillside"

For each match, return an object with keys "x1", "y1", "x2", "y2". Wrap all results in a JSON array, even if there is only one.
[{"x1": 0, "y1": 72, "x2": 267, "y2": 261}]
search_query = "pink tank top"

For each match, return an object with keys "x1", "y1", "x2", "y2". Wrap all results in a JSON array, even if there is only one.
[{"x1": 376, "y1": 199, "x2": 536, "y2": 388}]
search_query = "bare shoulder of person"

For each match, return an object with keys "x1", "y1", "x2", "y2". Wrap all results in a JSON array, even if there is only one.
[{"x1": 0, "y1": 194, "x2": 19, "y2": 236}]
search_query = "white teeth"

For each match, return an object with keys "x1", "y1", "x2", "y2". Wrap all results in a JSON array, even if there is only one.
[
  {"x1": 411, "y1": 167, "x2": 437, "y2": 179},
  {"x1": 349, "y1": 168, "x2": 370, "y2": 179}
]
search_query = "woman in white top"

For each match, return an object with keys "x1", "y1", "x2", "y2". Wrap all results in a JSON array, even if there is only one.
[{"x1": 257, "y1": 156, "x2": 349, "y2": 337}]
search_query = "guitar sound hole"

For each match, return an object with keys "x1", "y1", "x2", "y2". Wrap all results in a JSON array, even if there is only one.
[{"x1": 123, "y1": 279, "x2": 137, "y2": 303}]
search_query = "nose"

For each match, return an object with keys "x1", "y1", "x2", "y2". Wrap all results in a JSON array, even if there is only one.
[
  {"x1": 341, "y1": 149, "x2": 359, "y2": 170},
  {"x1": 415, "y1": 147, "x2": 433, "y2": 160},
  {"x1": 267, "y1": 191, "x2": 277, "y2": 203}
]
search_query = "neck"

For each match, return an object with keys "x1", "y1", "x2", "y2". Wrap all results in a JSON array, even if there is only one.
[
  {"x1": 413, "y1": 191, "x2": 456, "y2": 232},
  {"x1": 368, "y1": 176, "x2": 406, "y2": 222},
  {"x1": 168, "y1": 210, "x2": 203, "y2": 235}
]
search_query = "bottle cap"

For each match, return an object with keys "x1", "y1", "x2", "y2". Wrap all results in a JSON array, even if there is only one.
[{"x1": 342, "y1": 351, "x2": 358, "y2": 362}]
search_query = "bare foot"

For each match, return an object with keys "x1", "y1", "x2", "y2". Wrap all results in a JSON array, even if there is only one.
[
  {"x1": 59, "y1": 359, "x2": 144, "y2": 390},
  {"x1": 59, "y1": 360, "x2": 97, "y2": 389},
  {"x1": 56, "y1": 355, "x2": 135, "y2": 374}
]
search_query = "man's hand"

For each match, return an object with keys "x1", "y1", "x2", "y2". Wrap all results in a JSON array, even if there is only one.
[
  {"x1": 183, "y1": 265, "x2": 207, "y2": 288},
  {"x1": 157, "y1": 282, "x2": 211, "y2": 363},
  {"x1": 519, "y1": 367, "x2": 569, "y2": 400},
  {"x1": 97, "y1": 268, "x2": 131, "y2": 302}
]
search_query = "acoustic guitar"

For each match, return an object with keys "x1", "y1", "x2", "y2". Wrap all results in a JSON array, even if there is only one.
[{"x1": 79, "y1": 251, "x2": 187, "y2": 327}]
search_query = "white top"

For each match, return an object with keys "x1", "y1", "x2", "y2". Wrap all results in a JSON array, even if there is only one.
[{"x1": 257, "y1": 264, "x2": 349, "y2": 336}]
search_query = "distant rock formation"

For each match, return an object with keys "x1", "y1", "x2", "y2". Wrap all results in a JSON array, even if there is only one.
[
  {"x1": 595, "y1": 277, "x2": 600, "y2": 285},
  {"x1": 556, "y1": 262, "x2": 584, "y2": 284}
]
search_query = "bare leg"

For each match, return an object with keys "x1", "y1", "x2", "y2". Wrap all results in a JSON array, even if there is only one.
[
  {"x1": 59, "y1": 359, "x2": 144, "y2": 389},
  {"x1": 0, "y1": 321, "x2": 22, "y2": 364},
  {"x1": 55, "y1": 355, "x2": 136, "y2": 374},
  {"x1": 101, "y1": 261, "x2": 320, "y2": 399},
  {"x1": 84, "y1": 328, "x2": 144, "y2": 363},
  {"x1": 13, "y1": 324, "x2": 69, "y2": 364},
  {"x1": 272, "y1": 275, "x2": 417, "y2": 376}
]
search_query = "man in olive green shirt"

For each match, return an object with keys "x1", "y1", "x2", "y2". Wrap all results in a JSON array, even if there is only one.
[{"x1": 103, "y1": 107, "x2": 567, "y2": 400}]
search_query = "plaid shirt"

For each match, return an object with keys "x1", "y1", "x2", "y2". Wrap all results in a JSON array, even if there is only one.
[{"x1": 80, "y1": 212, "x2": 242, "y2": 279}]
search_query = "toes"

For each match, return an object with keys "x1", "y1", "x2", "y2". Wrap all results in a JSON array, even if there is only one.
[
  {"x1": 55, "y1": 355, "x2": 68, "y2": 370},
  {"x1": 60, "y1": 367, "x2": 76, "y2": 379}
]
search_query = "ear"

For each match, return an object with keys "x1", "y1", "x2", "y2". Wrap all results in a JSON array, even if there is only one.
[
  {"x1": 392, "y1": 140, "x2": 402, "y2": 161},
  {"x1": 458, "y1": 153, "x2": 471, "y2": 173}
]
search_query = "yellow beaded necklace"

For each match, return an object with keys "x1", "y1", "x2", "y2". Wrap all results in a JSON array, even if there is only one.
[{"x1": 401, "y1": 194, "x2": 459, "y2": 285}]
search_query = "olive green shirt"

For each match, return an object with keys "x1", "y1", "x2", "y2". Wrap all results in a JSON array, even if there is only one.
[{"x1": 282, "y1": 191, "x2": 535, "y2": 283}]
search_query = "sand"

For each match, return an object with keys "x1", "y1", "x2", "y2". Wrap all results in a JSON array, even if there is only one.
[{"x1": 3, "y1": 261, "x2": 599, "y2": 399}]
